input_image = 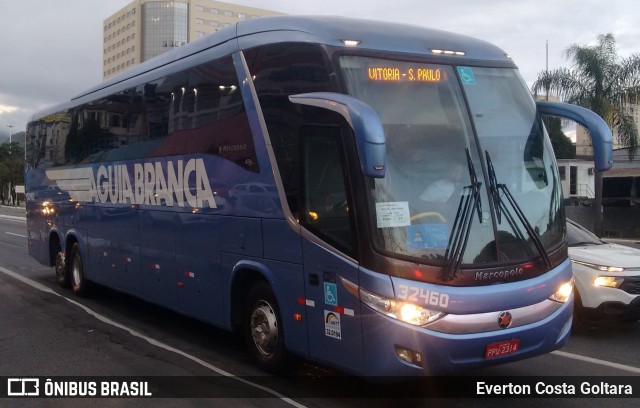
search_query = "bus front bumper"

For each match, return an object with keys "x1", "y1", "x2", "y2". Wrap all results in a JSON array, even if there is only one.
[{"x1": 360, "y1": 295, "x2": 572, "y2": 376}]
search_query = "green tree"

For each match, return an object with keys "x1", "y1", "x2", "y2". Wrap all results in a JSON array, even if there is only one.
[
  {"x1": 532, "y1": 34, "x2": 640, "y2": 236},
  {"x1": 532, "y1": 33, "x2": 640, "y2": 158},
  {"x1": 0, "y1": 142, "x2": 25, "y2": 204},
  {"x1": 543, "y1": 116, "x2": 575, "y2": 159}
]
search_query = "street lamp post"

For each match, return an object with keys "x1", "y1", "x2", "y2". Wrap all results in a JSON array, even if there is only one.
[
  {"x1": 6, "y1": 124, "x2": 14, "y2": 157},
  {"x1": 6, "y1": 124, "x2": 14, "y2": 144},
  {"x1": 5, "y1": 124, "x2": 15, "y2": 205}
]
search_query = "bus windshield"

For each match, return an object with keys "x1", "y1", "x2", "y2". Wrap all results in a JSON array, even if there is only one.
[{"x1": 339, "y1": 56, "x2": 564, "y2": 267}]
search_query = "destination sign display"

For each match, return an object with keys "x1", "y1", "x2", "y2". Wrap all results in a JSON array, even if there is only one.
[{"x1": 367, "y1": 66, "x2": 447, "y2": 82}]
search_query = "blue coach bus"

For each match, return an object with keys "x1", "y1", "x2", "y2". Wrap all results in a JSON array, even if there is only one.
[{"x1": 25, "y1": 16, "x2": 612, "y2": 376}]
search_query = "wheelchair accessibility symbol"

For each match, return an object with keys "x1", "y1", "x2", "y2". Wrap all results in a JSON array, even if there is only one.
[
  {"x1": 324, "y1": 282, "x2": 338, "y2": 306},
  {"x1": 457, "y1": 67, "x2": 476, "y2": 85}
]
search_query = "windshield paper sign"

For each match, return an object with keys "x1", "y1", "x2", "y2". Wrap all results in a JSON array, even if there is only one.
[{"x1": 375, "y1": 201, "x2": 410, "y2": 228}]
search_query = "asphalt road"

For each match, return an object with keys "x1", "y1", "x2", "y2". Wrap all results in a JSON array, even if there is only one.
[{"x1": 0, "y1": 208, "x2": 639, "y2": 407}]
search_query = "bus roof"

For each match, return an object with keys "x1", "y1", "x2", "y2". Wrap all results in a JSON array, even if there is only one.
[{"x1": 31, "y1": 15, "x2": 513, "y2": 121}]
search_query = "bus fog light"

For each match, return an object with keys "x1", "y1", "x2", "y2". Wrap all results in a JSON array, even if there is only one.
[
  {"x1": 549, "y1": 278, "x2": 574, "y2": 303},
  {"x1": 395, "y1": 345, "x2": 424, "y2": 367},
  {"x1": 593, "y1": 276, "x2": 623, "y2": 288}
]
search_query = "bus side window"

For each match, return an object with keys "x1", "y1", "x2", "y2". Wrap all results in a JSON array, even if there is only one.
[
  {"x1": 243, "y1": 42, "x2": 337, "y2": 219},
  {"x1": 300, "y1": 125, "x2": 354, "y2": 256}
]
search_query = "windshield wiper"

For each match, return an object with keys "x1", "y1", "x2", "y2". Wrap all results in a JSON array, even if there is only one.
[
  {"x1": 485, "y1": 151, "x2": 552, "y2": 268},
  {"x1": 443, "y1": 148, "x2": 482, "y2": 281}
]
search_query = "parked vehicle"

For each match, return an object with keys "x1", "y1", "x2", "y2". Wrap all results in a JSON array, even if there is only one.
[{"x1": 568, "y1": 219, "x2": 640, "y2": 321}]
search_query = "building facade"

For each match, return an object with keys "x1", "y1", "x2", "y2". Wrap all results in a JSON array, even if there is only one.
[
  {"x1": 575, "y1": 102, "x2": 640, "y2": 157},
  {"x1": 103, "y1": 0, "x2": 283, "y2": 79}
]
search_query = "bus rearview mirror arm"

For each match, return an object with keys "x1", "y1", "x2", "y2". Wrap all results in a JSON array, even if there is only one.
[
  {"x1": 289, "y1": 92, "x2": 386, "y2": 178},
  {"x1": 536, "y1": 101, "x2": 613, "y2": 172}
]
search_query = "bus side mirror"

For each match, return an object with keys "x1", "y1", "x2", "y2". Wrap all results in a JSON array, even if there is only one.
[
  {"x1": 536, "y1": 101, "x2": 613, "y2": 172},
  {"x1": 289, "y1": 92, "x2": 386, "y2": 178}
]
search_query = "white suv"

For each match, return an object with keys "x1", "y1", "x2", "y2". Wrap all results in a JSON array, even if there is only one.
[{"x1": 567, "y1": 219, "x2": 640, "y2": 321}]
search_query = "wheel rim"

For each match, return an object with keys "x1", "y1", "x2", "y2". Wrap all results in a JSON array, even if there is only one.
[
  {"x1": 55, "y1": 253, "x2": 65, "y2": 279},
  {"x1": 72, "y1": 255, "x2": 82, "y2": 286},
  {"x1": 250, "y1": 301, "x2": 278, "y2": 356}
]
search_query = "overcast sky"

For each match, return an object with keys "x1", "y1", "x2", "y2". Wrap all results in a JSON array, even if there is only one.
[{"x1": 1, "y1": 0, "x2": 638, "y2": 139}]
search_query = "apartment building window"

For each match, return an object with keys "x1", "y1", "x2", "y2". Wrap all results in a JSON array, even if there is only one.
[
  {"x1": 224, "y1": 10, "x2": 233, "y2": 16},
  {"x1": 195, "y1": 5, "x2": 204, "y2": 12},
  {"x1": 196, "y1": 31, "x2": 205, "y2": 38},
  {"x1": 142, "y1": 1, "x2": 188, "y2": 62},
  {"x1": 210, "y1": 21, "x2": 219, "y2": 27},
  {"x1": 210, "y1": 8, "x2": 218, "y2": 14},
  {"x1": 196, "y1": 18, "x2": 204, "y2": 24},
  {"x1": 238, "y1": 13, "x2": 246, "y2": 19}
]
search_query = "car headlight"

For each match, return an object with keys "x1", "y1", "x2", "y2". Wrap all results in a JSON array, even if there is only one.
[
  {"x1": 548, "y1": 278, "x2": 574, "y2": 303},
  {"x1": 593, "y1": 276, "x2": 624, "y2": 288},
  {"x1": 359, "y1": 287, "x2": 445, "y2": 326},
  {"x1": 572, "y1": 259, "x2": 625, "y2": 273}
]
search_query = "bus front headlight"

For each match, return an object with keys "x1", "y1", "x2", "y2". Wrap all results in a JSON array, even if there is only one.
[
  {"x1": 548, "y1": 278, "x2": 574, "y2": 303},
  {"x1": 359, "y1": 287, "x2": 445, "y2": 326}
]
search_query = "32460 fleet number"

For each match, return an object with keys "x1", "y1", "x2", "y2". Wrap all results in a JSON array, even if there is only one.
[{"x1": 396, "y1": 284, "x2": 450, "y2": 308}]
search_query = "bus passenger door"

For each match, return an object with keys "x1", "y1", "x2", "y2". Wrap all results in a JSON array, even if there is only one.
[{"x1": 299, "y1": 125, "x2": 364, "y2": 375}]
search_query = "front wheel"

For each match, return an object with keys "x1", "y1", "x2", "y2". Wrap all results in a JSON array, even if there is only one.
[
  {"x1": 69, "y1": 243, "x2": 89, "y2": 297},
  {"x1": 243, "y1": 282, "x2": 288, "y2": 372}
]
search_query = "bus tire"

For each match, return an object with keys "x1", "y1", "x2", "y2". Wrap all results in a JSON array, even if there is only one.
[
  {"x1": 243, "y1": 282, "x2": 288, "y2": 372},
  {"x1": 55, "y1": 251, "x2": 70, "y2": 288},
  {"x1": 69, "y1": 243, "x2": 89, "y2": 297}
]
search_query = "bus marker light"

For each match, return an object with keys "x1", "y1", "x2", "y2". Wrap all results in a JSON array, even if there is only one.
[
  {"x1": 293, "y1": 313, "x2": 303, "y2": 321},
  {"x1": 342, "y1": 39, "x2": 360, "y2": 47},
  {"x1": 431, "y1": 49, "x2": 465, "y2": 56},
  {"x1": 178, "y1": 282, "x2": 184, "y2": 288}
]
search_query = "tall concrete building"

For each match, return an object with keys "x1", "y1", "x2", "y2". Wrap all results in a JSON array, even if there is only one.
[
  {"x1": 103, "y1": 0, "x2": 283, "y2": 79},
  {"x1": 575, "y1": 103, "x2": 640, "y2": 157}
]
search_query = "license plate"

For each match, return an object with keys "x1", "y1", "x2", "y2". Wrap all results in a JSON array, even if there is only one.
[{"x1": 485, "y1": 339, "x2": 520, "y2": 359}]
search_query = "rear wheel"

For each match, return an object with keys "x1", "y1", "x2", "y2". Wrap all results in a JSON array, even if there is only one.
[
  {"x1": 243, "y1": 282, "x2": 288, "y2": 372},
  {"x1": 69, "y1": 243, "x2": 89, "y2": 296},
  {"x1": 54, "y1": 251, "x2": 70, "y2": 288}
]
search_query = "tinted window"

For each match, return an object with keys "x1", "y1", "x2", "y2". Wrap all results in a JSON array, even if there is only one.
[
  {"x1": 301, "y1": 126, "x2": 354, "y2": 254},
  {"x1": 244, "y1": 43, "x2": 336, "y2": 217},
  {"x1": 28, "y1": 56, "x2": 258, "y2": 173}
]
